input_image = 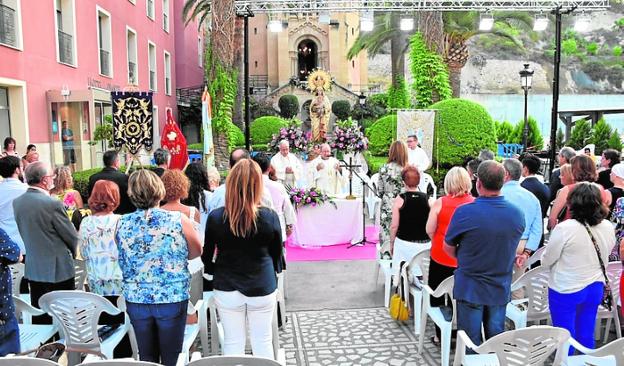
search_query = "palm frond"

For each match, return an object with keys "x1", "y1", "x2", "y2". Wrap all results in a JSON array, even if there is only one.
[{"x1": 182, "y1": 0, "x2": 211, "y2": 27}]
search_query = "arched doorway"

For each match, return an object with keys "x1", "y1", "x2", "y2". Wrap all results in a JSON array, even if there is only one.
[{"x1": 297, "y1": 40, "x2": 317, "y2": 81}]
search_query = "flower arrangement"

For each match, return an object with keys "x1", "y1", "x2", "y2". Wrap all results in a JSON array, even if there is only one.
[
  {"x1": 268, "y1": 119, "x2": 310, "y2": 153},
  {"x1": 329, "y1": 118, "x2": 368, "y2": 153},
  {"x1": 288, "y1": 186, "x2": 337, "y2": 210}
]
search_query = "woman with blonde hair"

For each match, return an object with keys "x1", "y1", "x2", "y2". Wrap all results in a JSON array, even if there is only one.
[
  {"x1": 378, "y1": 141, "x2": 408, "y2": 257},
  {"x1": 115, "y1": 169, "x2": 202, "y2": 366},
  {"x1": 203, "y1": 159, "x2": 282, "y2": 358},
  {"x1": 51, "y1": 165, "x2": 83, "y2": 212},
  {"x1": 425, "y1": 167, "x2": 474, "y2": 345}
]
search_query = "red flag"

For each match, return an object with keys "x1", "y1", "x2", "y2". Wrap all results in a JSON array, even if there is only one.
[{"x1": 160, "y1": 109, "x2": 189, "y2": 170}]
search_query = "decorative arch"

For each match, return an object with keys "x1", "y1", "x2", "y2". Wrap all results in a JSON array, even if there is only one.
[{"x1": 288, "y1": 29, "x2": 328, "y2": 76}]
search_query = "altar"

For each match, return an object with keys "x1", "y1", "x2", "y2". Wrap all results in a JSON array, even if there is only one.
[{"x1": 290, "y1": 198, "x2": 364, "y2": 247}]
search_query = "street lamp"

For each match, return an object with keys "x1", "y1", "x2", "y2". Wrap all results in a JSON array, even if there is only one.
[
  {"x1": 359, "y1": 92, "x2": 366, "y2": 106},
  {"x1": 519, "y1": 63, "x2": 534, "y2": 151}
]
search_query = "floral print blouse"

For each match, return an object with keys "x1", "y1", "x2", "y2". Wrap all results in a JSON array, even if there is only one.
[
  {"x1": 78, "y1": 214, "x2": 123, "y2": 296},
  {"x1": 115, "y1": 209, "x2": 190, "y2": 304}
]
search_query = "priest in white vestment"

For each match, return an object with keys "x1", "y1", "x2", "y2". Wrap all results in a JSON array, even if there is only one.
[
  {"x1": 270, "y1": 140, "x2": 303, "y2": 187},
  {"x1": 407, "y1": 133, "x2": 430, "y2": 172},
  {"x1": 309, "y1": 144, "x2": 346, "y2": 196}
]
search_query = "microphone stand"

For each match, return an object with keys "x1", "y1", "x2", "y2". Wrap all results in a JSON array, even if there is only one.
[{"x1": 340, "y1": 158, "x2": 379, "y2": 249}]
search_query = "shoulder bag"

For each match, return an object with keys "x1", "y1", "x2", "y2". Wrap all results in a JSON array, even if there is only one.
[
  {"x1": 583, "y1": 223, "x2": 614, "y2": 311},
  {"x1": 389, "y1": 261, "x2": 410, "y2": 322}
]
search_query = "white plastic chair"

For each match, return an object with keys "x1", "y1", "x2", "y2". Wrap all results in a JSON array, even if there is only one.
[
  {"x1": 418, "y1": 276, "x2": 456, "y2": 366},
  {"x1": 206, "y1": 294, "x2": 284, "y2": 364},
  {"x1": 78, "y1": 361, "x2": 161, "y2": 365},
  {"x1": 506, "y1": 266, "x2": 551, "y2": 330},
  {"x1": 373, "y1": 243, "x2": 393, "y2": 307},
  {"x1": 524, "y1": 245, "x2": 546, "y2": 270},
  {"x1": 186, "y1": 355, "x2": 282, "y2": 366},
  {"x1": 38, "y1": 291, "x2": 135, "y2": 366},
  {"x1": 0, "y1": 358, "x2": 60, "y2": 366},
  {"x1": 10, "y1": 262, "x2": 24, "y2": 296},
  {"x1": 13, "y1": 296, "x2": 58, "y2": 353},
  {"x1": 418, "y1": 172, "x2": 437, "y2": 200},
  {"x1": 452, "y1": 326, "x2": 571, "y2": 366},
  {"x1": 566, "y1": 336, "x2": 624, "y2": 366},
  {"x1": 276, "y1": 273, "x2": 287, "y2": 328},
  {"x1": 594, "y1": 262, "x2": 622, "y2": 343},
  {"x1": 365, "y1": 173, "x2": 381, "y2": 219},
  {"x1": 405, "y1": 249, "x2": 430, "y2": 335}
]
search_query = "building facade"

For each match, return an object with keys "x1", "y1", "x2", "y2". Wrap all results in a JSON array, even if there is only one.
[{"x1": 0, "y1": 0, "x2": 205, "y2": 170}]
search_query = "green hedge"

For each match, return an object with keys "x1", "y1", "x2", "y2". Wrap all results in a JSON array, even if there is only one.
[
  {"x1": 431, "y1": 98, "x2": 497, "y2": 167},
  {"x1": 73, "y1": 165, "x2": 154, "y2": 202},
  {"x1": 227, "y1": 123, "x2": 245, "y2": 147},
  {"x1": 365, "y1": 115, "x2": 396, "y2": 156},
  {"x1": 364, "y1": 154, "x2": 387, "y2": 175},
  {"x1": 251, "y1": 116, "x2": 288, "y2": 145},
  {"x1": 278, "y1": 95, "x2": 299, "y2": 119},
  {"x1": 331, "y1": 100, "x2": 351, "y2": 121}
]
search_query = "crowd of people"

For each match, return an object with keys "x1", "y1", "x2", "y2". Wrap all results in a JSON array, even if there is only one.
[{"x1": 0, "y1": 132, "x2": 623, "y2": 363}]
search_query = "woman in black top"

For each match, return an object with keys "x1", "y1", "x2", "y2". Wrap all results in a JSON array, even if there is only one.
[
  {"x1": 203, "y1": 159, "x2": 282, "y2": 359},
  {"x1": 389, "y1": 165, "x2": 431, "y2": 278}
]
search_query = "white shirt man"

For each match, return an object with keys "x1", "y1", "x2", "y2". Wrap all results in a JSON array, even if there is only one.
[
  {"x1": 270, "y1": 140, "x2": 303, "y2": 187},
  {"x1": 309, "y1": 144, "x2": 346, "y2": 196},
  {"x1": 0, "y1": 156, "x2": 28, "y2": 254},
  {"x1": 407, "y1": 135, "x2": 430, "y2": 172}
]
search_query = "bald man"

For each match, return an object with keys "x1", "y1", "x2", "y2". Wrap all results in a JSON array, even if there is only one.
[{"x1": 308, "y1": 144, "x2": 346, "y2": 196}]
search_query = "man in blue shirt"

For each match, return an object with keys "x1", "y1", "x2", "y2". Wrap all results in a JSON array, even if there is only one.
[{"x1": 444, "y1": 160, "x2": 525, "y2": 346}]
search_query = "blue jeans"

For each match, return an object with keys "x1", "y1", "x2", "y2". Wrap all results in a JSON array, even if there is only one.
[
  {"x1": 0, "y1": 316, "x2": 20, "y2": 356},
  {"x1": 549, "y1": 282, "x2": 603, "y2": 354},
  {"x1": 126, "y1": 300, "x2": 188, "y2": 366},
  {"x1": 456, "y1": 300, "x2": 507, "y2": 347}
]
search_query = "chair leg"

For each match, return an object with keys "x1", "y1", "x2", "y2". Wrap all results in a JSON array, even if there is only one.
[
  {"x1": 417, "y1": 306, "x2": 428, "y2": 353},
  {"x1": 413, "y1": 292, "x2": 422, "y2": 335},
  {"x1": 594, "y1": 318, "x2": 602, "y2": 341},
  {"x1": 384, "y1": 273, "x2": 391, "y2": 308},
  {"x1": 441, "y1": 325, "x2": 452, "y2": 366}
]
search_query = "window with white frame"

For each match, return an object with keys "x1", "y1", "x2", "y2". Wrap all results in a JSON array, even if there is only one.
[
  {"x1": 55, "y1": 0, "x2": 77, "y2": 66},
  {"x1": 164, "y1": 51, "x2": 171, "y2": 95},
  {"x1": 146, "y1": 0, "x2": 154, "y2": 20},
  {"x1": 127, "y1": 27, "x2": 138, "y2": 84},
  {"x1": 0, "y1": 0, "x2": 23, "y2": 49},
  {"x1": 97, "y1": 7, "x2": 112, "y2": 77},
  {"x1": 148, "y1": 41, "x2": 157, "y2": 91},
  {"x1": 198, "y1": 37, "x2": 202, "y2": 67},
  {"x1": 162, "y1": 0, "x2": 169, "y2": 32}
]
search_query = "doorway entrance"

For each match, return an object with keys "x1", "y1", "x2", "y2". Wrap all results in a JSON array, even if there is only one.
[{"x1": 297, "y1": 40, "x2": 317, "y2": 81}]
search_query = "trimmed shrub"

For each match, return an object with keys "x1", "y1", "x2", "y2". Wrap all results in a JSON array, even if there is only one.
[
  {"x1": 227, "y1": 122, "x2": 245, "y2": 147},
  {"x1": 250, "y1": 116, "x2": 288, "y2": 145},
  {"x1": 510, "y1": 117, "x2": 544, "y2": 150},
  {"x1": 589, "y1": 118, "x2": 612, "y2": 155},
  {"x1": 278, "y1": 95, "x2": 299, "y2": 119},
  {"x1": 365, "y1": 115, "x2": 396, "y2": 156},
  {"x1": 430, "y1": 98, "x2": 497, "y2": 167},
  {"x1": 364, "y1": 153, "x2": 388, "y2": 175},
  {"x1": 368, "y1": 93, "x2": 388, "y2": 109},
  {"x1": 332, "y1": 100, "x2": 352, "y2": 121},
  {"x1": 568, "y1": 119, "x2": 591, "y2": 150},
  {"x1": 608, "y1": 129, "x2": 623, "y2": 151},
  {"x1": 494, "y1": 120, "x2": 515, "y2": 143}
]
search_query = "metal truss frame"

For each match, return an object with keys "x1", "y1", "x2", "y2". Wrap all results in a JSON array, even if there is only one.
[{"x1": 234, "y1": 0, "x2": 609, "y2": 13}]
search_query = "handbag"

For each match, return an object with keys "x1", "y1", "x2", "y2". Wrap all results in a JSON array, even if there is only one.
[
  {"x1": 583, "y1": 223, "x2": 614, "y2": 311},
  {"x1": 389, "y1": 261, "x2": 410, "y2": 322}
]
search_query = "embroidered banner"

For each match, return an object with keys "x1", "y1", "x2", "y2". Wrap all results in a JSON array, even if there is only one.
[
  {"x1": 111, "y1": 92, "x2": 154, "y2": 154},
  {"x1": 396, "y1": 110, "x2": 436, "y2": 160}
]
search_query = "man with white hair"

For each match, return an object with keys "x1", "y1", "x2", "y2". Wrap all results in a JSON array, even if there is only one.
[
  {"x1": 270, "y1": 140, "x2": 302, "y2": 187},
  {"x1": 308, "y1": 144, "x2": 346, "y2": 196}
]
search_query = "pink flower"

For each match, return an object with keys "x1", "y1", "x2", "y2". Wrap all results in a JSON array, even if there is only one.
[{"x1": 306, "y1": 197, "x2": 312, "y2": 203}]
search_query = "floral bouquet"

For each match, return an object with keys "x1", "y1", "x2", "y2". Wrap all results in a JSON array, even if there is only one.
[
  {"x1": 287, "y1": 186, "x2": 337, "y2": 210},
  {"x1": 329, "y1": 118, "x2": 368, "y2": 153},
  {"x1": 268, "y1": 119, "x2": 310, "y2": 153}
]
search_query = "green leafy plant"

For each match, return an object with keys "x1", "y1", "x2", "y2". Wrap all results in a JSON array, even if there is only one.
[
  {"x1": 562, "y1": 38, "x2": 578, "y2": 56},
  {"x1": 250, "y1": 116, "x2": 289, "y2": 145},
  {"x1": 367, "y1": 93, "x2": 388, "y2": 109},
  {"x1": 510, "y1": 117, "x2": 544, "y2": 151},
  {"x1": 568, "y1": 119, "x2": 592, "y2": 150},
  {"x1": 613, "y1": 46, "x2": 623, "y2": 57},
  {"x1": 365, "y1": 115, "x2": 396, "y2": 156},
  {"x1": 589, "y1": 118, "x2": 612, "y2": 155},
  {"x1": 226, "y1": 122, "x2": 245, "y2": 148},
  {"x1": 615, "y1": 17, "x2": 624, "y2": 29},
  {"x1": 430, "y1": 98, "x2": 497, "y2": 167},
  {"x1": 89, "y1": 116, "x2": 113, "y2": 147},
  {"x1": 209, "y1": 64, "x2": 238, "y2": 134},
  {"x1": 608, "y1": 129, "x2": 623, "y2": 151},
  {"x1": 331, "y1": 100, "x2": 352, "y2": 121},
  {"x1": 363, "y1": 152, "x2": 388, "y2": 175},
  {"x1": 556, "y1": 127, "x2": 566, "y2": 151},
  {"x1": 494, "y1": 120, "x2": 515, "y2": 143},
  {"x1": 386, "y1": 77, "x2": 411, "y2": 109},
  {"x1": 408, "y1": 32, "x2": 452, "y2": 108},
  {"x1": 586, "y1": 42, "x2": 599, "y2": 56},
  {"x1": 278, "y1": 95, "x2": 299, "y2": 119}
]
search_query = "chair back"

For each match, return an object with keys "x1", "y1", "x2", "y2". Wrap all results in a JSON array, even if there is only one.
[
  {"x1": 418, "y1": 173, "x2": 437, "y2": 200},
  {"x1": 10, "y1": 263, "x2": 24, "y2": 296},
  {"x1": 38, "y1": 291, "x2": 121, "y2": 352},
  {"x1": 474, "y1": 326, "x2": 570, "y2": 366},
  {"x1": 77, "y1": 361, "x2": 161, "y2": 366},
  {"x1": 606, "y1": 261, "x2": 622, "y2": 305},
  {"x1": 587, "y1": 337, "x2": 624, "y2": 364},
  {"x1": 74, "y1": 259, "x2": 87, "y2": 291},
  {"x1": 187, "y1": 355, "x2": 282, "y2": 366},
  {"x1": 370, "y1": 173, "x2": 380, "y2": 195},
  {"x1": 0, "y1": 358, "x2": 60, "y2": 366},
  {"x1": 525, "y1": 246, "x2": 546, "y2": 269},
  {"x1": 514, "y1": 265, "x2": 550, "y2": 321},
  {"x1": 407, "y1": 249, "x2": 430, "y2": 285},
  {"x1": 13, "y1": 294, "x2": 45, "y2": 322}
]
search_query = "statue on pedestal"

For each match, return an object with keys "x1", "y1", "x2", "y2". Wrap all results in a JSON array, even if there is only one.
[{"x1": 307, "y1": 70, "x2": 332, "y2": 143}]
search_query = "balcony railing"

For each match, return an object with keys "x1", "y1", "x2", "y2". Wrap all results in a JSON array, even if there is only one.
[
  {"x1": 99, "y1": 49, "x2": 110, "y2": 76},
  {"x1": 58, "y1": 30, "x2": 73, "y2": 64},
  {"x1": 128, "y1": 61, "x2": 137, "y2": 84},
  {"x1": 0, "y1": 3, "x2": 17, "y2": 47},
  {"x1": 149, "y1": 70, "x2": 156, "y2": 91}
]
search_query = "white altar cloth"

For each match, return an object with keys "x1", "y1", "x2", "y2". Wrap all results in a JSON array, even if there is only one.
[{"x1": 291, "y1": 198, "x2": 364, "y2": 247}]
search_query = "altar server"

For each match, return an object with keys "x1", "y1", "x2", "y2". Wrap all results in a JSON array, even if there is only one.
[
  {"x1": 407, "y1": 132, "x2": 430, "y2": 172},
  {"x1": 309, "y1": 144, "x2": 346, "y2": 196},
  {"x1": 270, "y1": 140, "x2": 303, "y2": 187}
]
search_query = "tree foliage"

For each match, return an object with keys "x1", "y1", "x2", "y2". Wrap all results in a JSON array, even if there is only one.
[
  {"x1": 408, "y1": 32, "x2": 452, "y2": 108},
  {"x1": 568, "y1": 119, "x2": 592, "y2": 150},
  {"x1": 510, "y1": 117, "x2": 544, "y2": 150},
  {"x1": 608, "y1": 129, "x2": 623, "y2": 152},
  {"x1": 331, "y1": 100, "x2": 352, "y2": 121},
  {"x1": 386, "y1": 77, "x2": 411, "y2": 109},
  {"x1": 365, "y1": 115, "x2": 396, "y2": 156},
  {"x1": 590, "y1": 118, "x2": 612, "y2": 155},
  {"x1": 250, "y1": 116, "x2": 289, "y2": 145},
  {"x1": 494, "y1": 121, "x2": 515, "y2": 143},
  {"x1": 278, "y1": 95, "x2": 299, "y2": 119},
  {"x1": 556, "y1": 127, "x2": 566, "y2": 152}
]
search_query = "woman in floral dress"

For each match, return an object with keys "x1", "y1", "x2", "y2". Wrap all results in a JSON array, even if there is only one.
[
  {"x1": 378, "y1": 141, "x2": 408, "y2": 258},
  {"x1": 51, "y1": 166, "x2": 84, "y2": 214}
]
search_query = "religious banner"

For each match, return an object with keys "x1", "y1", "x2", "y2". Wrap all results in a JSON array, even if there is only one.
[
  {"x1": 202, "y1": 87, "x2": 215, "y2": 167},
  {"x1": 161, "y1": 109, "x2": 189, "y2": 170},
  {"x1": 112, "y1": 92, "x2": 154, "y2": 154},
  {"x1": 396, "y1": 110, "x2": 436, "y2": 160}
]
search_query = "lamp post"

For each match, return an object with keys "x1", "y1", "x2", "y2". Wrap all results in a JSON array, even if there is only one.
[
  {"x1": 519, "y1": 63, "x2": 534, "y2": 151},
  {"x1": 358, "y1": 92, "x2": 366, "y2": 106}
]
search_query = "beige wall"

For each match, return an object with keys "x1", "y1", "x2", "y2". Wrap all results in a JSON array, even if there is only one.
[{"x1": 0, "y1": 77, "x2": 30, "y2": 157}]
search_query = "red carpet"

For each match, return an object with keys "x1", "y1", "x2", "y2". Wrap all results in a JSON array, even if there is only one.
[{"x1": 286, "y1": 225, "x2": 379, "y2": 262}]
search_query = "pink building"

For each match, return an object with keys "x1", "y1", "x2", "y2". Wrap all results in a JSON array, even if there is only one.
[{"x1": 0, "y1": 0, "x2": 205, "y2": 170}]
